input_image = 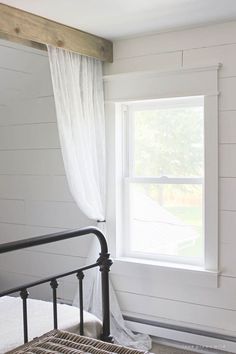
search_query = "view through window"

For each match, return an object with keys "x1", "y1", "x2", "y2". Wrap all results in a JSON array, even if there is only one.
[{"x1": 123, "y1": 96, "x2": 204, "y2": 265}]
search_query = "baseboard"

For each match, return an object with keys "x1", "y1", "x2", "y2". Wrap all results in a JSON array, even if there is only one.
[{"x1": 124, "y1": 316, "x2": 236, "y2": 353}]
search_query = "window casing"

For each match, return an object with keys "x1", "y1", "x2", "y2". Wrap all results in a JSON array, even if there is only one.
[{"x1": 106, "y1": 65, "x2": 219, "y2": 273}]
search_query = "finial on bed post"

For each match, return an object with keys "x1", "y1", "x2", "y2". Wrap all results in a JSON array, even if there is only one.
[{"x1": 98, "y1": 252, "x2": 113, "y2": 343}]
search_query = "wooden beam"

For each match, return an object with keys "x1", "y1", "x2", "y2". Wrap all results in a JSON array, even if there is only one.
[{"x1": 0, "y1": 4, "x2": 113, "y2": 62}]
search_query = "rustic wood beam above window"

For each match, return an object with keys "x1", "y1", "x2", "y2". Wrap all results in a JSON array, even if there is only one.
[{"x1": 0, "y1": 3, "x2": 113, "y2": 62}]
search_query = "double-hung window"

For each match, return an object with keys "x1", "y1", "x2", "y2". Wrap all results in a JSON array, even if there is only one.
[{"x1": 120, "y1": 96, "x2": 205, "y2": 266}]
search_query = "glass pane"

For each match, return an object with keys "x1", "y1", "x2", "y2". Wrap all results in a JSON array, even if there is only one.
[
  {"x1": 129, "y1": 183, "x2": 203, "y2": 260},
  {"x1": 133, "y1": 103, "x2": 204, "y2": 177}
]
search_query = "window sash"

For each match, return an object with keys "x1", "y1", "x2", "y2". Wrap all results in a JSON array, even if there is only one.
[
  {"x1": 123, "y1": 179, "x2": 204, "y2": 266},
  {"x1": 125, "y1": 104, "x2": 204, "y2": 180},
  {"x1": 123, "y1": 100, "x2": 205, "y2": 265}
]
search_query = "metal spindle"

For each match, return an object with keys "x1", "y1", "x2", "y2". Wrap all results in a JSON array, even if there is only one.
[
  {"x1": 50, "y1": 279, "x2": 59, "y2": 329},
  {"x1": 20, "y1": 288, "x2": 29, "y2": 343},
  {"x1": 76, "y1": 271, "x2": 84, "y2": 335}
]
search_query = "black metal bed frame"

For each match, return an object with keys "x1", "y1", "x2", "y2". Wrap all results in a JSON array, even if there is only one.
[{"x1": 0, "y1": 226, "x2": 113, "y2": 344}]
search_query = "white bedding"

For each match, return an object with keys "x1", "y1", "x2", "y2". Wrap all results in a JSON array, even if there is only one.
[{"x1": 0, "y1": 296, "x2": 102, "y2": 353}]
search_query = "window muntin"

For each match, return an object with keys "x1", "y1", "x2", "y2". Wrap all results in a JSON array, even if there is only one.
[{"x1": 122, "y1": 96, "x2": 204, "y2": 265}]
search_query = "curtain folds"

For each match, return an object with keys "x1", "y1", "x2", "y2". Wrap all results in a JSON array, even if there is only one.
[
  {"x1": 47, "y1": 45, "x2": 105, "y2": 221},
  {"x1": 47, "y1": 45, "x2": 151, "y2": 350}
]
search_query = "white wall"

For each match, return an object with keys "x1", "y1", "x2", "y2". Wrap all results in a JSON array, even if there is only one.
[
  {"x1": 104, "y1": 20, "x2": 236, "y2": 339},
  {"x1": 0, "y1": 40, "x2": 94, "y2": 302},
  {"x1": 1, "y1": 19, "x2": 236, "y2": 343}
]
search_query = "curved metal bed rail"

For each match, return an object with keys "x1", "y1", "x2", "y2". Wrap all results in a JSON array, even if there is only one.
[
  {"x1": 0, "y1": 226, "x2": 113, "y2": 343},
  {"x1": 0, "y1": 226, "x2": 108, "y2": 255}
]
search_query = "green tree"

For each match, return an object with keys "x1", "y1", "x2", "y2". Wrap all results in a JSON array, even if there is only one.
[{"x1": 134, "y1": 106, "x2": 203, "y2": 177}]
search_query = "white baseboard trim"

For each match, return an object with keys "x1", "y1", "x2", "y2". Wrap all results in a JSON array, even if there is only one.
[{"x1": 125, "y1": 319, "x2": 236, "y2": 353}]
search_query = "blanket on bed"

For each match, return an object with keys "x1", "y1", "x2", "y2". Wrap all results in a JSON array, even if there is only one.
[
  {"x1": 8, "y1": 330, "x2": 149, "y2": 354},
  {"x1": 0, "y1": 296, "x2": 102, "y2": 353}
]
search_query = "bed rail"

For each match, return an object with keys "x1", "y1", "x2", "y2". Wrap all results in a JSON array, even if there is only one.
[{"x1": 0, "y1": 226, "x2": 113, "y2": 343}]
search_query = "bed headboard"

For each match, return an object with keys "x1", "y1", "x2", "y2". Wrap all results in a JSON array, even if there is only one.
[{"x1": 0, "y1": 226, "x2": 113, "y2": 343}]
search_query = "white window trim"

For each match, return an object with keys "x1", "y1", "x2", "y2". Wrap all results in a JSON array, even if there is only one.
[
  {"x1": 111, "y1": 258, "x2": 219, "y2": 288},
  {"x1": 105, "y1": 65, "x2": 220, "y2": 287}
]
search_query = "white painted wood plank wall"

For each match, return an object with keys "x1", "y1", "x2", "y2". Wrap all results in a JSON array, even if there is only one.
[
  {"x1": 1, "y1": 18, "x2": 236, "y2": 339},
  {"x1": 104, "y1": 20, "x2": 236, "y2": 336},
  {"x1": 0, "y1": 41, "x2": 93, "y2": 302}
]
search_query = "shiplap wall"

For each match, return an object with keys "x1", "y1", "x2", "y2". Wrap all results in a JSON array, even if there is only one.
[
  {"x1": 0, "y1": 40, "x2": 93, "y2": 302},
  {"x1": 104, "y1": 21, "x2": 236, "y2": 337},
  {"x1": 2, "y1": 18, "x2": 236, "y2": 340}
]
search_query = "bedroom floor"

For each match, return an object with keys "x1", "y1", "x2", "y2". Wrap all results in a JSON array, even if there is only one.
[
  {"x1": 151, "y1": 342, "x2": 232, "y2": 354},
  {"x1": 151, "y1": 342, "x2": 199, "y2": 354}
]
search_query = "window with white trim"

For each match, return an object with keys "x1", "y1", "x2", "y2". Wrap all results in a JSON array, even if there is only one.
[{"x1": 119, "y1": 96, "x2": 206, "y2": 266}]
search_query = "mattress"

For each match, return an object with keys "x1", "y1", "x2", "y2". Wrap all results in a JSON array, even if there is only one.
[
  {"x1": 8, "y1": 330, "x2": 148, "y2": 354},
  {"x1": 0, "y1": 296, "x2": 102, "y2": 353}
]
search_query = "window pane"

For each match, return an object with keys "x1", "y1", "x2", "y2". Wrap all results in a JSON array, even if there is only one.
[
  {"x1": 133, "y1": 103, "x2": 204, "y2": 177},
  {"x1": 129, "y1": 183, "x2": 203, "y2": 261}
]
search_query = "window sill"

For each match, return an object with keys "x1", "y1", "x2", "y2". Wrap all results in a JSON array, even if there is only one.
[{"x1": 111, "y1": 257, "x2": 219, "y2": 288}]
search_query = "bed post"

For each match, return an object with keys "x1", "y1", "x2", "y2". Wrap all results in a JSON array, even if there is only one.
[{"x1": 98, "y1": 252, "x2": 113, "y2": 342}]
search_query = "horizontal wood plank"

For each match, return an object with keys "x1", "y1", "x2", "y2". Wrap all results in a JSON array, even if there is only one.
[
  {"x1": 220, "y1": 178, "x2": 236, "y2": 211},
  {"x1": 0, "y1": 251, "x2": 85, "y2": 280},
  {"x1": 183, "y1": 43, "x2": 236, "y2": 78},
  {"x1": 0, "y1": 149, "x2": 65, "y2": 175},
  {"x1": 0, "y1": 199, "x2": 25, "y2": 224},
  {"x1": 0, "y1": 270, "x2": 55, "y2": 300},
  {"x1": 111, "y1": 273, "x2": 236, "y2": 311},
  {"x1": 113, "y1": 21, "x2": 236, "y2": 60},
  {"x1": 0, "y1": 123, "x2": 59, "y2": 150},
  {"x1": 0, "y1": 270, "x2": 89, "y2": 302},
  {"x1": 117, "y1": 291, "x2": 236, "y2": 333},
  {"x1": 104, "y1": 51, "x2": 182, "y2": 75},
  {"x1": 0, "y1": 4, "x2": 113, "y2": 62},
  {"x1": 25, "y1": 200, "x2": 93, "y2": 229},
  {"x1": 220, "y1": 243, "x2": 236, "y2": 277},
  {"x1": 24, "y1": 226, "x2": 91, "y2": 258},
  {"x1": 220, "y1": 210, "x2": 236, "y2": 245},
  {"x1": 220, "y1": 145, "x2": 236, "y2": 177},
  {"x1": 0, "y1": 67, "x2": 31, "y2": 90},
  {"x1": 0, "y1": 40, "x2": 48, "y2": 73},
  {"x1": 0, "y1": 62, "x2": 52, "y2": 105},
  {"x1": 0, "y1": 222, "x2": 91, "y2": 258},
  {"x1": 219, "y1": 77, "x2": 236, "y2": 111},
  {"x1": 0, "y1": 175, "x2": 72, "y2": 202},
  {"x1": 220, "y1": 111, "x2": 236, "y2": 143},
  {"x1": 0, "y1": 97, "x2": 56, "y2": 126}
]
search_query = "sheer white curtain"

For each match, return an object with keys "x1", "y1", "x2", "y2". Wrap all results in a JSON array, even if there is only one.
[{"x1": 47, "y1": 45, "x2": 151, "y2": 350}]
